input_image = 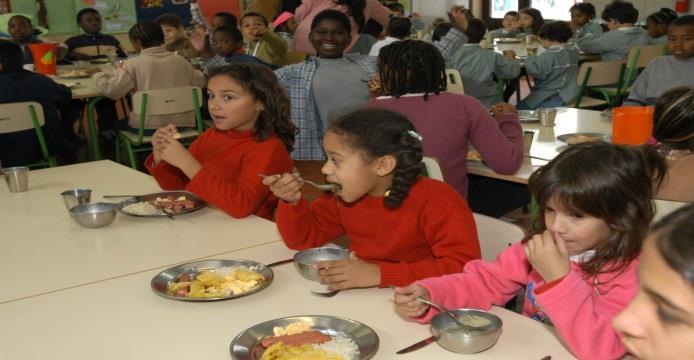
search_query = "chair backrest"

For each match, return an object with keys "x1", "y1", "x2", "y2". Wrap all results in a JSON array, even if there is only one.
[
  {"x1": 445, "y1": 68, "x2": 465, "y2": 94},
  {"x1": 632, "y1": 44, "x2": 666, "y2": 69},
  {"x1": 422, "y1": 156, "x2": 445, "y2": 182},
  {"x1": 575, "y1": 60, "x2": 625, "y2": 87},
  {"x1": 0, "y1": 101, "x2": 46, "y2": 134},
  {"x1": 131, "y1": 86, "x2": 203, "y2": 116},
  {"x1": 653, "y1": 199, "x2": 690, "y2": 223},
  {"x1": 473, "y1": 212, "x2": 526, "y2": 261}
]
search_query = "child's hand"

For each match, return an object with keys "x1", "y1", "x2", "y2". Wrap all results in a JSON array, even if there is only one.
[
  {"x1": 367, "y1": 74, "x2": 382, "y2": 96},
  {"x1": 393, "y1": 284, "x2": 431, "y2": 320},
  {"x1": 316, "y1": 251, "x2": 380, "y2": 290},
  {"x1": 490, "y1": 102, "x2": 518, "y2": 118},
  {"x1": 261, "y1": 173, "x2": 303, "y2": 204},
  {"x1": 524, "y1": 230, "x2": 571, "y2": 282},
  {"x1": 152, "y1": 125, "x2": 175, "y2": 164}
]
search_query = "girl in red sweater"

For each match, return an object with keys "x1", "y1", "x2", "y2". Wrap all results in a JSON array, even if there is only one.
[
  {"x1": 146, "y1": 64, "x2": 295, "y2": 220},
  {"x1": 263, "y1": 108, "x2": 481, "y2": 289}
]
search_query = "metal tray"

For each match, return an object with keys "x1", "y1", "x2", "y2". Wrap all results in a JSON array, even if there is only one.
[
  {"x1": 556, "y1": 132, "x2": 611, "y2": 145},
  {"x1": 115, "y1": 191, "x2": 206, "y2": 217}
]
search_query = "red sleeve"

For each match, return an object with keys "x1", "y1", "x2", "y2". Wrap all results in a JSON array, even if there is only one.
[
  {"x1": 276, "y1": 195, "x2": 346, "y2": 250},
  {"x1": 145, "y1": 130, "x2": 208, "y2": 190}
]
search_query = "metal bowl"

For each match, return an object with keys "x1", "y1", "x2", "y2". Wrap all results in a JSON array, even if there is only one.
[
  {"x1": 61, "y1": 188, "x2": 92, "y2": 210},
  {"x1": 430, "y1": 309, "x2": 503, "y2": 354},
  {"x1": 69, "y1": 202, "x2": 116, "y2": 228},
  {"x1": 293, "y1": 246, "x2": 349, "y2": 282}
]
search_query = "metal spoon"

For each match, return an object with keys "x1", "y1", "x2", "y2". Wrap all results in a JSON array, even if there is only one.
[
  {"x1": 258, "y1": 174, "x2": 339, "y2": 191},
  {"x1": 415, "y1": 297, "x2": 475, "y2": 333},
  {"x1": 310, "y1": 289, "x2": 340, "y2": 297}
]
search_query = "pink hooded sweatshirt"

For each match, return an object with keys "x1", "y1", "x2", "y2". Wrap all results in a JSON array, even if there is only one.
[{"x1": 416, "y1": 243, "x2": 638, "y2": 360}]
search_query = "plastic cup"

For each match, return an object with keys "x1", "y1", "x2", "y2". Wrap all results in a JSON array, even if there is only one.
[
  {"x1": 538, "y1": 108, "x2": 558, "y2": 127},
  {"x1": 61, "y1": 189, "x2": 92, "y2": 210},
  {"x1": 3, "y1": 166, "x2": 29, "y2": 193},
  {"x1": 523, "y1": 131, "x2": 535, "y2": 154},
  {"x1": 612, "y1": 106, "x2": 654, "y2": 145},
  {"x1": 28, "y1": 43, "x2": 57, "y2": 75}
]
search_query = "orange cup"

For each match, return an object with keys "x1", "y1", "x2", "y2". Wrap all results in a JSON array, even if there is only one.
[
  {"x1": 28, "y1": 43, "x2": 57, "y2": 75},
  {"x1": 611, "y1": 106, "x2": 654, "y2": 145}
]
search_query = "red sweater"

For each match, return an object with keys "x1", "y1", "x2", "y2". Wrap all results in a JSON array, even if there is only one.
[
  {"x1": 277, "y1": 177, "x2": 481, "y2": 287},
  {"x1": 146, "y1": 128, "x2": 293, "y2": 220}
]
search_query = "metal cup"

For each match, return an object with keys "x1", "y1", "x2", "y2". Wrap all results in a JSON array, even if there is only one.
[
  {"x1": 523, "y1": 131, "x2": 535, "y2": 154},
  {"x1": 526, "y1": 47, "x2": 538, "y2": 56},
  {"x1": 3, "y1": 166, "x2": 29, "y2": 193},
  {"x1": 538, "y1": 108, "x2": 558, "y2": 127},
  {"x1": 61, "y1": 189, "x2": 92, "y2": 210}
]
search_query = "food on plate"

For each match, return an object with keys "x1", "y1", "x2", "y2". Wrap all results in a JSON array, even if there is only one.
[
  {"x1": 121, "y1": 195, "x2": 196, "y2": 215},
  {"x1": 61, "y1": 70, "x2": 89, "y2": 77},
  {"x1": 172, "y1": 132, "x2": 182, "y2": 140},
  {"x1": 167, "y1": 266, "x2": 265, "y2": 298},
  {"x1": 121, "y1": 201, "x2": 160, "y2": 215},
  {"x1": 260, "y1": 321, "x2": 360, "y2": 360},
  {"x1": 566, "y1": 135, "x2": 602, "y2": 145}
]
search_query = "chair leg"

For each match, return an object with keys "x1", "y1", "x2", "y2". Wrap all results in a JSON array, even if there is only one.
[
  {"x1": 114, "y1": 135, "x2": 121, "y2": 163},
  {"x1": 124, "y1": 141, "x2": 138, "y2": 169}
]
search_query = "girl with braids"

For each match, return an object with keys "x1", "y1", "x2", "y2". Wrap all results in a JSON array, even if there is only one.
[
  {"x1": 146, "y1": 64, "x2": 295, "y2": 220},
  {"x1": 291, "y1": 0, "x2": 391, "y2": 55},
  {"x1": 613, "y1": 204, "x2": 694, "y2": 360},
  {"x1": 262, "y1": 108, "x2": 481, "y2": 289},
  {"x1": 395, "y1": 142, "x2": 667, "y2": 360},
  {"x1": 646, "y1": 8, "x2": 679, "y2": 45},
  {"x1": 90, "y1": 21, "x2": 206, "y2": 132}
]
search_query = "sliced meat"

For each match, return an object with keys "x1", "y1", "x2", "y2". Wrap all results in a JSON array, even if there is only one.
[{"x1": 260, "y1": 331, "x2": 331, "y2": 348}]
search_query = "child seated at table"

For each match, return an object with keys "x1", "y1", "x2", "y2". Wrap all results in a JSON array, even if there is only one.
[
  {"x1": 570, "y1": 3, "x2": 603, "y2": 40},
  {"x1": 7, "y1": 15, "x2": 43, "y2": 65},
  {"x1": 646, "y1": 8, "x2": 678, "y2": 45},
  {"x1": 90, "y1": 21, "x2": 206, "y2": 133},
  {"x1": 241, "y1": 12, "x2": 287, "y2": 67},
  {"x1": 488, "y1": 11, "x2": 521, "y2": 39},
  {"x1": 65, "y1": 8, "x2": 126, "y2": 61},
  {"x1": 623, "y1": 15, "x2": 694, "y2": 106},
  {"x1": 612, "y1": 204, "x2": 694, "y2": 360},
  {"x1": 263, "y1": 108, "x2": 481, "y2": 288},
  {"x1": 518, "y1": 8, "x2": 544, "y2": 37},
  {"x1": 448, "y1": 18, "x2": 521, "y2": 108},
  {"x1": 368, "y1": 16, "x2": 411, "y2": 57},
  {"x1": 196, "y1": 25, "x2": 269, "y2": 73},
  {"x1": 147, "y1": 64, "x2": 295, "y2": 220},
  {"x1": 577, "y1": 0, "x2": 649, "y2": 61},
  {"x1": 394, "y1": 142, "x2": 667, "y2": 360},
  {"x1": 156, "y1": 13, "x2": 198, "y2": 60},
  {"x1": 517, "y1": 21, "x2": 579, "y2": 110}
]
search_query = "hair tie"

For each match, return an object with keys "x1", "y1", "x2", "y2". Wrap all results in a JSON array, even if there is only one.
[
  {"x1": 407, "y1": 130, "x2": 423, "y2": 141},
  {"x1": 646, "y1": 136, "x2": 659, "y2": 146}
]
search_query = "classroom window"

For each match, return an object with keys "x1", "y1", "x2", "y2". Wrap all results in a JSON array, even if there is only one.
[
  {"x1": 490, "y1": 0, "x2": 519, "y2": 19},
  {"x1": 530, "y1": 0, "x2": 582, "y2": 21}
]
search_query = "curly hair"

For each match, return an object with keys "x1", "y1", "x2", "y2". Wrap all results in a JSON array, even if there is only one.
[
  {"x1": 328, "y1": 108, "x2": 423, "y2": 209},
  {"x1": 207, "y1": 64, "x2": 296, "y2": 152},
  {"x1": 651, "y1": 204, "x2": 694, "y2": 286},
  {"x1": 601, "y1": 1, "x2": 639, "y2": 24},
  {"x1": 570, "y1": 3, "x2": 596, "y2": 19},
  {"x1": 528, "y1": 142, "x2": 666, "y2": 280},
  {"x1": 377, "y1": 40, "x2": 446, "y2": 100},
  {"x1": 538, "y1": 21, "x2": 573, "y2": 43}
]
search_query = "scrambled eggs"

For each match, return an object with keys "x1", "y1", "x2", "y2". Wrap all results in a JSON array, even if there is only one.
[{"x1": 168, "y1": 266, "x2": 264, "y2": 298}]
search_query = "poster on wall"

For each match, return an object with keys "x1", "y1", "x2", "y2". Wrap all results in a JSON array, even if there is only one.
[
  {"x1": 75, "y1": 0, "x2": 137, "y2": 33},
  {"x1": 135, "y1": 0, "x2": 192, "y2": 25},
  {"x1": 490, "y1": 0, "x2": 517, "y2": 19}
]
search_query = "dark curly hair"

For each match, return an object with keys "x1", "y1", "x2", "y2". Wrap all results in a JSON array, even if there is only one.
[
  {"x1": 328, "y1": 108, "x2": 423, "y2": 209},
  {"x1": 650, "y1": 204, "x2": 694, "y2": 286},
  {"x1": 377, "y1": 40, "x2": 446, "y2": 100},
  {"x1": 570, "y1": 3, "x2": 596, "y2": 19},
  {"x1": 128, "y1": 21, "x2": 164, "y2": 48},
  {"x1": 528, "y1": 142, "x2": 666, "y2": 281},
  {"x1": 602, "y1": 1, "x2": 639, "y2": 24},
  {"x1": 207, "y1": 64, "x2": 296, "y2": 152},
  {"x1": 538, "y1": 21, "x2": 573, "y2": 43},
  {"x1": 519, "y1": 7, "x2": 545, "y2": 35}
]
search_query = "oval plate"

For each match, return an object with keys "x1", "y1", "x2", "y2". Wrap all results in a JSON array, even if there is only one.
[
  {"x1": 556, "y1": 132, "x2": 611, "y2": 145},
  {"x1": 151, "y1": 259, "x2": 273, "y2": 302},
  {"x1": 230, "y1": 315, "x2": 379, "y2": 360},
  {"x1": 116, "y1": 191, "x2": 206, "y2": 217}
]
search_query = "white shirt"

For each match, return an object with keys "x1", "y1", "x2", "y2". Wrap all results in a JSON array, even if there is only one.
[{"x1": 368, "y1": 36, "x2": 401, "y2": 57}]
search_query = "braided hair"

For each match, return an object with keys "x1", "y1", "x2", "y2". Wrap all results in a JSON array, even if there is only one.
[
  {"x1": 329, "y1": 108, "x2": 423, "y2": 209},
  {"x1": 377, "y1": 40, "x2": 446, "y2": 100},
  {"x1": 128, "y1": 21, "x2": 164, "y2": 48}
]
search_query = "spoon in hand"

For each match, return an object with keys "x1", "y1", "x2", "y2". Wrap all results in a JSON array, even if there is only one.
[
  {"x1": 258, "y1": 174, "x2": 339, "y2": 191},
  {"x1": 415, "y1": 297, "x2": 475, "y2": 333}
]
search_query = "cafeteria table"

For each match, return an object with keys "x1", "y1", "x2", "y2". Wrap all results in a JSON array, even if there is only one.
[
  {"x1": 0, "y1": 241, "x2": 577, "y2": 360},
  {"x1": 0, "y1": 160, "x2": 282, "y2": 303}
]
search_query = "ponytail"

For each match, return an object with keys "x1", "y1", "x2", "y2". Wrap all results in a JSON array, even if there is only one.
[{"x1": 385, "y1": 131, "x2": 423, "y2": 209}]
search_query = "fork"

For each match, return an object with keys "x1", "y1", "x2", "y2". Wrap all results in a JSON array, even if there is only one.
[{"x1": 258, "y1": 174, "x2": 338, "y2": 191}]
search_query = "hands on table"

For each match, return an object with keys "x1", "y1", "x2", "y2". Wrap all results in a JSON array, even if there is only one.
[
  {"x1": 394, "y1": 284, "x2": 432, "y2": 320},
  {"x1": 490, "y1": 102, "x2": 518, "y2": 119},
  {"x1": 152, "y1": 124, "x2": 202, "y2": 179}
]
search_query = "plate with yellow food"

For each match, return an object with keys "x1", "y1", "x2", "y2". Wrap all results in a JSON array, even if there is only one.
[
  {"x1": 151, "y1": 259, "x2": 273, "y2": 301},
  {"x1": 556, "y1": 132, "x2": 611, "y2": 145},
  {"x1": 230, "y1": 316, "x2": 379, "y2": 360}
]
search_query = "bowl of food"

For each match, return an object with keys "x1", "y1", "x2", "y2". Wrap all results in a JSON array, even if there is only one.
[
  {"x1": 69, "y1": 202, "x2": 116, "y2": 228},
  {"x1": 293, "y1": 246, "x2": 349, "y2": 282},
  {"x1": 430, "y1": 309, "x2": 503, "y2": 354}
]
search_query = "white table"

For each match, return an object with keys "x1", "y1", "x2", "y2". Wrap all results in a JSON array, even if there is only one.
[
  {"x1": 0, "y1": 241, "x2": 576, "y2": 360},
  {"x1": 468, "y1": 108, "x2": 611, "y2": 184},
  {"x1": 0, "y1": 161, "x2": 282, "y2": 303},
  {"x1": 51, "y1": 65, "x2": 103, "y2": 99}
]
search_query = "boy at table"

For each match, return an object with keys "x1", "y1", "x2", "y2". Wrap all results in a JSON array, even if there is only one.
[
  {"x1": 65, "y1": 8, "x2": 127, "y2": 61},
  {"x1": 192, "y1": 25, "x2": 271, "y2": 74},
  {"x1": 447, "y1": 18, "x2": 520, "y2": 107},
  {"x1": 156, "y1": 13, "x2": 198, "y2": 60},
  {"x1": 577, "y1": 0, "x2": 649, "y2": 61}
]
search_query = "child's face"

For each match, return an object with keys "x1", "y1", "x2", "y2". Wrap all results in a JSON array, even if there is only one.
[
  {"x1": 160, "y1": 24, "x2": 184, "y2": 44},
  {"x1": 612, "y1": 235, "x2": 694, "y2": 360},
  {"x1": 241, "y1": 16, "x2": 267, "y2": 42},
  {"x1": 543, "y1": 197, "x2": 610, "y2": 255},
  {"x1": 646, "y1": 19, "x2": 668, "y2": 38},
  {"x1": 211, "y1": 32, "x2": 241, "y2": 57},
  {"x1": 309, "y1": 19, "x2": 351, "y2": 59},
  {"x1": 667, "y1": 25, "x2": 694, "y2": 60},
  {"x1": 519, "y1": 13, "x2": 534, "y2": 29},
  {"x1": 8, "y1": 17, "x2": 33, "y2": 43},
  {"x1": 502, "y1": 15, "x2": 519, "y2": 31},
  {"x1": 206, "y1": 75, "x2": 261, "y2": 132},
  {"x1": 321, "y1": 132, "x2": 393, "y2": 203},
  {"x1": 79, "y1": 12, "x2": 102, "y2": 34},
  {"x1": 570, "y1": 10, "x2": 590, "y2": 27}
]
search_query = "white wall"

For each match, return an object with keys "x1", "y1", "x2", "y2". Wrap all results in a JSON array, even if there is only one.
[
  {"x1": 585, "y1": 0, "x2": 693, "y2": 19},
  {"x1": 412, "y1": 0, "x2": 471, "y2": 26}
]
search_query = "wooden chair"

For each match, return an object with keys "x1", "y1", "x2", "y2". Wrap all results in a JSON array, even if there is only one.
[
  {"x1": 115, "y1": 86, "x2": 204, "y2": 169},
  {"x1": 593, "y1": 44, "x2": 666, "y2": 104},
  {"x1": 473, "y1": 212, "x2": 526, "y2": 261},
  {"x1": 0, "y1": 101, "x2": 57, "y2": 168},
  {"x1": 445, "y1": 69, "x2": 465, "y2": 94},
  {"x1": 569, "y1": 60, "x2": 626, "y2": 109},
  {"x1": 422, "y1": 156, "x2": 446, "y2": 181}
]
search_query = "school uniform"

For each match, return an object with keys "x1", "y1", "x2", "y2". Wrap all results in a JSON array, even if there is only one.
[
  {"x1": 576, "y1": 21, "x2": 603, "y2": 39},
  {"x1": 488, "y1": 28, "x2": 521, "y2": 39},
  {"x1": 447, "y1": 43, "x2": 521, "y2": 107},
  {"x1": 648, "y1": 35, "x2": 667, "y2": 45},
  {"x1": 577, "y1": 26, "x2": 650, "y2": 61},
  {"x1": 519, "y1": 45, "x2": 579, "y2": 110},
  {"x1": 624, "y1": 55, "x2": 694, "y2": 105}
]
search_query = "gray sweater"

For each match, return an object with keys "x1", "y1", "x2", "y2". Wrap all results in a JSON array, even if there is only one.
[
  {"x1": 577, "y1": 27, "x2": 650, "y2": 61},
  {"x1": 624, "y1": 56, "x2": 694, "y2": 105}
]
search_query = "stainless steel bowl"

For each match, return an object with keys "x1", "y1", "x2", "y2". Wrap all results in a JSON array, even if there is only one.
[
  {"x1": 430, "y1": 309, "x2": 503, "y2": 354},
  {"x1": 293, "y1": 246, "x2": 349, "y2": 282},
  {"x1": 61, "y1": 188, "x2": 92, "y2": 210},
  {"x1": 69, "y1": 202, "x2": 116, "y2": 228}
]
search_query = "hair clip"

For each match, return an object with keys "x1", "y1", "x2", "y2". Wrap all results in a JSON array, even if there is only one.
[{"x1": 407, "y1": 130, "x2": 423, "y2": 141}]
